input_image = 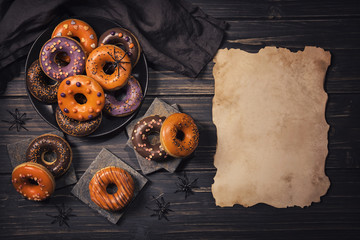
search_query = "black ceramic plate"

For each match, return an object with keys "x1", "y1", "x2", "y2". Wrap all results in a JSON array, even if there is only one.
[{"x1": 25, "y1": 16, "x2": 148, "y2": 137}]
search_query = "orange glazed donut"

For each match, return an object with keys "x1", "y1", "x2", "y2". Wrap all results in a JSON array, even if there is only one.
[
  {"x1": 89, "y1": 166, "x2": 135, "y2": 211},
  {"x1": 57, "y1": 75, "x2": 105, "y2": 121},
  {"x1": 52, "y1": 19, "x2": 97, "y2": 55},
  {"x1": 12, "y1": 162, "x2": 55, "y2": 201},
  {"x1": 86, "y1": 45, "x2": 132, "y2": 91},
  {"x1": 160, "y1": 113, "x2": 200, "y2": 158}
]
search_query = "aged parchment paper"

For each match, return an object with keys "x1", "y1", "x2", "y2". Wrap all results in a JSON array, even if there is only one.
[{"x1": 212, "y1": 47, "x2": 331, "y2": 208}]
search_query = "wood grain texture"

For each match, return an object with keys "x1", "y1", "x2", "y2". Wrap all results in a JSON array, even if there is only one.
[
  {"x1": 0, "y1": 170, "x2": 359, "y2": 239},
  {"x1": 191, "y1": 0, "x2": 360, "y2": 19},
  {"x1": 1, "y1": 0, "x2": 360, "y2": 239},
  {"x1": 0, "y1": 95, "x2": 360, "y2": 173}
]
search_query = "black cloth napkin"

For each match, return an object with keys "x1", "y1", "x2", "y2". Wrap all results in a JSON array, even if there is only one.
[{"x1": 0, "y1": 0, "x2": 226, "y2": 93}]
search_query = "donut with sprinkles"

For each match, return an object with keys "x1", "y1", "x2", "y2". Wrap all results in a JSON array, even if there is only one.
[
  {"x1": 160, "y1": 113, "x2": 199, "y2": 158},
  {"x1": 104, "y1": 76, "x2": 143, "y2": 117},
  {"x1": 12, "y1": 162, "x2": 55, "y2": 201},
  {"x1": 39, "y1": 36, "x2": 86, "y2": 82},
  {"x1": 98, "y1": 27, "x2": 141, "y2": 67},
  {"x1": 25, "y1": 134, "x2": 73, "y2": 178},
  {"x1": 26, "y1": 60, "x2": 59, "y2": 104},
  {"x1": 55, "y1": 107, "x2": 102, "y2": 137},
  {"x1": 131, "y1": 115, "x2": 169, "y2": 161},
  {"x1": 52, "y1": 19, "x2": 98, "y2": 56},
  {"x1": 86, "y1": 45, "x2": 132, "y2": 91},
  {"x1": 57, "y1": 75, "x2": 105, "y2": 121}
]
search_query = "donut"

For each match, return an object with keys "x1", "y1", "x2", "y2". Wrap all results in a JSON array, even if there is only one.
[
  {"x1": 160, "y1": 113, "x2": 199, "y2": 158},
  {"x1": 26, "y1": 60, "x2": 59, "y2": 103},
  {"x1": 57, "y1": 75, "x2": 105, "y2": 121},
  {"x1": 104, "y1": 76, "x2": 143, "y2": 117},
  {"x1": 86, "y1": 45, "x2": 132, "y2": 91},
  {"x1": 52, "y1": 19, "x2": 98, "y2": 56},
  {"x1": 12, "y1": 162, "x2": 55, "y2": 201},
  {"x1": 89, "y1": 166, "x2": 134, "y2": 211},
  {"x1": 55, "y1": 107, "x2": 102, "y2": 137},
  {"x1": 39, "y1": 36, "x2": 86, "y2": 82},
  {"x1": 98, "y1": 27, "x2": 141, "y2": 67},
  {"x1": 131, "y1": 115, "x2": 169, "y2": 161},
  {"x1": 25, "y1": 134, "x2": 72, "y2": 178}
]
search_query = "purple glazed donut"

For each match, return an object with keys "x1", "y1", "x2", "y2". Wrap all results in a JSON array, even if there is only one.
[
  {"x1": 98, "y1": 28, "x2": 141, "y2": 67},
  {"x1": 39, "y1": 36, "x2": 86, "y2": 82},
  {"x1": 104, "y1": 76, "x2": 143, "y2": 117}
]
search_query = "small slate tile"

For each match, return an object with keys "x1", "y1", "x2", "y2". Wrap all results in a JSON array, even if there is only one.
[
  {"x1": 71, "y1": 148, "x2": 148, "y2": 224},
  {"x1": 6, "y1": 131, "x2": 77, "y2": 189},
  {"x1": 126, "y1": 98, "x2": 183, "y2": 175}
]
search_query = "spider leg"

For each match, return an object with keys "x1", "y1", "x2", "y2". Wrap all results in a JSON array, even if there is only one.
[
  {"x1": 163, "y1": 214, "x2": 169, "y2": 221},
  {"x1": 20, "y1": 124, "x2": 29, "y2": 131},
  {"x1": 7, "y1": 110, "x2": 17, "y2": 118},
  {"x1": 63, "y1": 220, "x2": 70, "y2": 228},
  {"x1": 107, "y1": 51, "x2": 116, "y2": 61}
]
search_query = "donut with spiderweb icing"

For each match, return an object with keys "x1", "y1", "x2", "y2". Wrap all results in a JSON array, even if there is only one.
[{"x1": 86, "y1": 45, "x2": 132, "y2": 91}]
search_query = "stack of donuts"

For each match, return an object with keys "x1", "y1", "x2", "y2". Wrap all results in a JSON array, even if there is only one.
[
  {"x1": 26, "y1": 19, "x2": 144, "y2": 136},
  {"x1": 11, "y1": 134, "x2": 73, "y2": 201},
  {"x1": 131, "y1": 113, "x2": 200, "y2": 162}
]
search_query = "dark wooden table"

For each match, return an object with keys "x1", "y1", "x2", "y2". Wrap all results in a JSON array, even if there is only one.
[{"x1": 1, "y1": 1, "x2": 360, "y2": 239}]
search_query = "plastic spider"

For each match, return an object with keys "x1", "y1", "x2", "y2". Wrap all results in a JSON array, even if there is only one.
[
  {"x1": 105, "y1": 47, "x2": 131, "y2": 78},
  {"x1": 46, "y1": 203, "x2": 76, "y2": 227},
  {"x1": 1, "y1": 108, "x2": 31, "y2": 132},
  {"x1": 175, "y1": 171, "x2": 198, "y2": 199},
  {"x1": 147, "y1": 196, "x2": 173, "y2": 221}
]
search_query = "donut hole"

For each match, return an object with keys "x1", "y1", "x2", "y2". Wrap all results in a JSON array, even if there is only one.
[
  {"x1": 55, "y1": 52, "x2": 70, "y2": 66},
  {"x1": 28, "y1": 178, "x2": 39, "y2": 186},
  {"x1": 74, "y1": 93, "x2": 87, "y2": 104},
  {"x1": 114, "y1": 43, "x2": 126, "y2": 52},
  {"x1": 42, "y1": 151, "x2": 57, "y2": 164},
  {"x1": 113, "y1": 87, "x2": 127, "y2": 101},
  {"x1": 148, "y1": 132, "x2": 160, "y2": 145},
  {"x1": 103, "y1": 62, "x2": 116, "y2": 75},
  {"x1": 176, "y1": 130, "x2": 185, "y2": 141},
  {"x1": 106, "y1": 183, "x2": 118, "y2": 194}
]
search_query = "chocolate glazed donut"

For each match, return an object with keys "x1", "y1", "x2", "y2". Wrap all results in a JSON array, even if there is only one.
[
  {"x1": 55, "y1": 107, "x2": 102, "y2": 137},
  {"x1": 131, "y1": 115, "x2": 169, "y2": 161},
  {"x1": 26, "y1": 60, "x2": 59, "y2": 103},
  {"x1": 98, "y1": 27, "x2": 141, "y2": 67},
  {"x1": 26, "y1": 134, "x2": 72, "y2": 178}
]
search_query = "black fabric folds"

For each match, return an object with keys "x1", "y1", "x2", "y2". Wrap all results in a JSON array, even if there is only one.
[{"x1": 0, "y1": 0, "x2": 226, "y2": 93}]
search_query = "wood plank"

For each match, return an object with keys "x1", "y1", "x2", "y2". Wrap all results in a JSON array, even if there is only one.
[
  {"x1": 0, "y1": 170, "x2": 359, "y2": 239},
  {"x1": 3, "y1": 19, "x2": 360, "y2": 97},
  {"x1": 0, "y1": 95, "x2": 359, "y2": 174},
  {"x1": 191, "y1": 0, "x2": 360, "y2": 19}
]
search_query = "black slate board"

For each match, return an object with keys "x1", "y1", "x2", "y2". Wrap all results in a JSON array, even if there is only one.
[
  {"x1": 126, "y1": 98, "x2": 182, "y2": 175},
  {"x1": 6, "y1": 131, "x2": 77, "y2": 189},
  {"x1": 71, "y1": 148, "x2": 148, "y2": 224}
]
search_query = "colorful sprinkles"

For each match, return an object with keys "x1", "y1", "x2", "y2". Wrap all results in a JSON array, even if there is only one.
[
  {"x1": 39, "y1": 36, "x2": 86, "y2": 81},
  {"x1": 131, "y1": 115, "x2": 168, "y2": 161}
]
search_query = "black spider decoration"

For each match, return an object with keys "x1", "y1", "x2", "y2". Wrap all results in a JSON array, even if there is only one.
[
  {"x1": 175, "y1": 171, "x2": 198, "y2": 199},
  {"x1": 46, "y1": 203, "x2": 76, "y2": 227},
  {"x1": 1, "y1": 108, "x2": 31, "y2": 132},
  {"x1": 146, "y1": 196, "x2": 173, "y2": 221},
  {"x1": 105, "y1": 47, "x2": 131, "y2": 78}
]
